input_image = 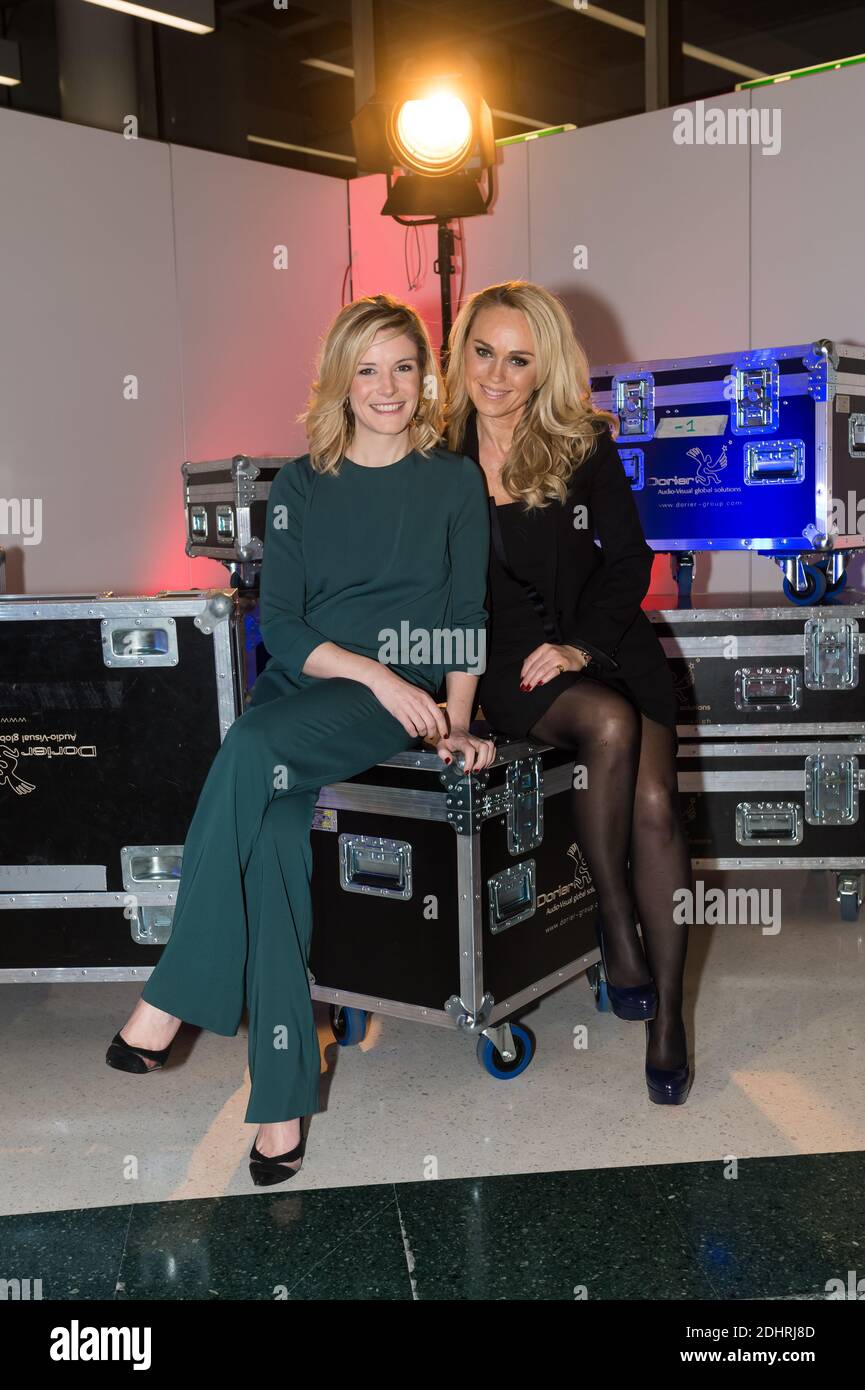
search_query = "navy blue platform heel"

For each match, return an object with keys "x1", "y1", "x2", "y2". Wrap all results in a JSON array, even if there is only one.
[
  {"x1": 595, "y1": 916, "x2": 658, "y2": 1021},
  {"x1": 645, "y1": 1024, "x2": 692, "y2": 1105}
]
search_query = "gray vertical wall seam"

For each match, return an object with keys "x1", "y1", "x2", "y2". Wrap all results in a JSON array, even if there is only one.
[{"x1": 165, "y1": 144, "x2": 191, "y2": 589}]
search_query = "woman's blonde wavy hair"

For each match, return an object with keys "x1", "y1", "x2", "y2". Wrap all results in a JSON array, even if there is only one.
[
  {"x1": 301, "y1": 293, "x2": 444, "y2": 473},
  {"x1": 445, "y1": 281, "x2": 619, "y2": 509}
]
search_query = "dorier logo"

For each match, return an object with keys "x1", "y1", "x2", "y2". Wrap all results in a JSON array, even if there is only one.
[
  {"x1": 0, "y1": 743, "x2": 35, "y2": 795},
  {"x1": 648, "y1": 443, "x2": 729, "y2": 487},
  {"x1": 673, "y1": 659, "x2": 697, "y2": 705},
  {"x1": 537, "y1": 842, "x2": 593, "y2": 906},
  {"x1": 0, "y1": 740, "x2": 97, "y2": 796}
]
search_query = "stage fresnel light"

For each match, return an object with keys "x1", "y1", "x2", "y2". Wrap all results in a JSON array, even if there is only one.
[{"x1": 351, "y1": 62, "x2": 496, "y2": 348}]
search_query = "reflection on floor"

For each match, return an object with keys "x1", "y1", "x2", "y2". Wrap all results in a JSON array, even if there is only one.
[
  {"x1": 2, "y1": 868, "x2": 863, "y2": 1296},
  {"x1": 2, "y1": 1153, "x2": 864, "y2": 1300}
]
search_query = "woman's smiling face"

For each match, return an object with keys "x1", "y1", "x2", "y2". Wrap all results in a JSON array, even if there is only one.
[
  {"x1": 463, "y1": 306, "x2": 538, "y2": 421},
  {"x1": 348, "y1": 329, "x2": 421, "y2": 440}
]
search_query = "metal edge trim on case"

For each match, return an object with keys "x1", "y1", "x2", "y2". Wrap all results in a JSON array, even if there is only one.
[
  {"x1": 649, "y1": 607, "x2": 865, "y2": 623},
  {"x1": 647, "y1": 538, "x2": 864, "y2": 551},
  {"x1": 591, "y1": 342, "x2": 821, "y2": 378},
  {"x1": 660, "y1": 636, "x2": 811, "y2": 657},
  {"x1": 678, "y1": 740, "x2": 865, "y2": 756},
  {"x1": 380, "y1": 741, "x2": 553, "y2": 771},
  {"x1": 183, "y1": 483, "x2": 273, "y2": 502},
  {"x1": 692, "y1": 857, "x2": 865, "y2": 870},
  {"x1": 0, "y1": 891, "x2": 177, "y2": 909},
  {"x1": 677, "y1": 723, "x2": 865, "y2": 737},
  {"x1": 182, "y1": 457, "x2": 293, "y2": 474},
  {"x1": 815, "y1": 396, "x2": 830, "y2": 534},
  {"x1": 456, "y1": 831, "x2": 484, "y2": 1016},
  {"x1": 0, "y1": 967, "x2": 158, "y2": 983},
  {"x1": 0, "y1": 595, "x2": 233, "y2": 621},
  {"x1": 485, "y1": 950, "x2": 601, "y2": 1023},
  {"x1": 211, "y1": 610, "x2": 241, "y2": 741},
  {"x1": 310, "y1": 984, "x2": 452, "y2": 1026},
  {"x1": 678, "y1": 771, "x2": 864, "y2": 791},
  {"x1": 315, "y1": 785, "x2": 450, "y2": 820}
]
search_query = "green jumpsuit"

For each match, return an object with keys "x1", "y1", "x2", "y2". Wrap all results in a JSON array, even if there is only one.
[{"x1": 142, "y1": 447, "x2": 490, "y2": 1122}]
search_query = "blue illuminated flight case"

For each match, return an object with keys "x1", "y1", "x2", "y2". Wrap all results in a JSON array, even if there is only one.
[{"x1": 591, "y1": 338, "x2": 865, "y2": 603}]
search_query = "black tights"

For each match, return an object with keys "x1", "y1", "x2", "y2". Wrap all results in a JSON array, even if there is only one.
[{"x1": 530, "y1": 678, "x2": 691, "y2": 1069}]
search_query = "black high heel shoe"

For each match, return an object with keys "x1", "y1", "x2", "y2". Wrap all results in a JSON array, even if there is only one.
[
  {"x1": 249, "y1": 1121, "x2": 307, "y2": 1187},
  {"x1": 645, "y1": 1022, "x2": 692, "y2": 1105},
  {"x1": 105, "y1": 1030, "x2": 174, "y2": 1073},
  {"x1": 595, "y1": 916, "x2": 658, "y2": 1021}
]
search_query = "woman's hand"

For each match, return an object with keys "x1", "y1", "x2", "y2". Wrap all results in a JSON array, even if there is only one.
[
  {"x1": 369, "y1": 668, "x2": 450, "y2": 741},
  {"x1": 520, "y1": 643, "x2": 589, "y2": 691},
  {"x1": 435, "y1": 726, "x2": 497, "y2": 773}
]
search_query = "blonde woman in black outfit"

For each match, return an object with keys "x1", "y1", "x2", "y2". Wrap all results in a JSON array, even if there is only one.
[{"x1": 447, "y1": 281, "x2": 693, "y2": 1104}]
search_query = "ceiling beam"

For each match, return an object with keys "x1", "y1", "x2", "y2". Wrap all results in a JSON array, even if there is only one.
[{"x1": 545, "y1": 0, "x2": 768, "y2": 81}]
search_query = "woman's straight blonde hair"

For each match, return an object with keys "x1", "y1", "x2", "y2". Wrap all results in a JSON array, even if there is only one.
[
  {"x1": 445, "y1": 281, "x2": 619, "y2": 509},
  {"x1": 301, "y1": 293, "x2": 445, "y2": 473}
]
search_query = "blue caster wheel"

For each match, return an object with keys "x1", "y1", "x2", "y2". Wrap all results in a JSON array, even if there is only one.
[
  {"x1": 826, "y1": 569, "x2": 848, "y2": 596},
  {"x1": 330, "y1": 1004, "x2": 368, "y2": 1046},
  {"x1": 586, "y1": 962, "x2": 612, "y2": 1012},
  {"x1": 476, "y1": 1023, "x2": 535, "y2": 1078},
  {"x1": 782, "y1": 564, "x2": 828, "y2": 606}
]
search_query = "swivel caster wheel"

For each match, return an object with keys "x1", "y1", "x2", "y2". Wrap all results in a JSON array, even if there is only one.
[
  {"x1": 586, "y1": 962, "x2": 612, "y2": 1012},
  {"x1": 330, "y1": 1004, "x2": 368, "y2": 1046},
  {"x1": 782, "y1": 564, "x2": 828, "y2": 606},
  {"x1": 476, "y1": 1023, "x2": 535, "y2": 1078}
]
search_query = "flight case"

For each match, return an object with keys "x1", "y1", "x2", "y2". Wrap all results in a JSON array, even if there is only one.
[
  {"x1": 591, "y1": 338, "x2": 865, "y2": 601},
  {"x1": 677, "y1": 738, "x2": 865, "y2": 921},
  {"x1": 183, "y1": 453, "x2": 288, "y2": 575},
  {"x1": 646, "y1": 592, "x2": 865, "y2": 737},
  {"x1": 308, "y1": 740, "x2": 602, "y2": 1075},
  {"x1": 0, "y1": 590, "x2": 243, "y2": 979}
]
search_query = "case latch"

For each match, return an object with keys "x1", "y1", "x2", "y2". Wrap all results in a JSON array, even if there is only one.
[
  {"x1": 804, "y1": 754, "x2": 859, "y2": 825},
  {"x1": 731, "y1": 362, "x2": 779, "y2": 434},
  {"x1": 613, "y1": 373, "x2": 654, "y2": 441},
  {"x1": 506, "y1": 757, "x2": 544, "y2": 854},
  {"x1": 804, "y1": 616, "x2": 859, "y2": 690}
]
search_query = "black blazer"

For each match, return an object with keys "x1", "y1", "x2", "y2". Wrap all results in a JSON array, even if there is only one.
[{"x1": 460, "y1": 410, "x2": 668, "y2": 677}]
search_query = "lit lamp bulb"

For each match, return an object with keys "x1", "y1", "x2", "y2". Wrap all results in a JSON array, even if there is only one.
[{"x1": 389, "y1": 92, "x2": 474, "y2": 176}]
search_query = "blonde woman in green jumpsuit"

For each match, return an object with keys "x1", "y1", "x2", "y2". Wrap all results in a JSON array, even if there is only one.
[{"x1": 105, "y1": 295, "x2": 495, "y2": 1185}]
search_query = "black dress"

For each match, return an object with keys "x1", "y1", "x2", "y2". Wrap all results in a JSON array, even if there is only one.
[{"x1": 460, "y1": 411, "x2": 679, "y2": 746}]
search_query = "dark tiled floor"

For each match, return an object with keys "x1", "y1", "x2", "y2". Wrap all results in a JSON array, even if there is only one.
[{"x1": 2, "y1": 1151, "x2": 864, "y2": 1301}]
